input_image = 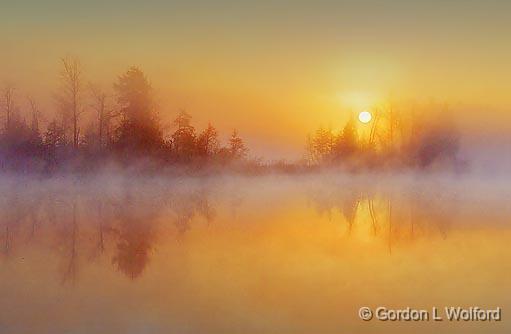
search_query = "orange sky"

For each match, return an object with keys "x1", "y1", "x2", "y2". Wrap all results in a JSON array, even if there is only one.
[{"x1": 1, "y1": 0, "x2": 511, "y2": 159}]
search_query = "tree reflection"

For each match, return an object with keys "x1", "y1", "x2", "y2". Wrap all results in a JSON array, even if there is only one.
[
  {"x1": 110, "y1": 187, "x2": 160, "y2": 279},
  {"x1": 112, "y1": 219, "x2": 153, "y2": 280},
  {"x1": 1, "y1": 184, "x2": 34, "y2": 259},
  {"x1": 169, "y1": 187, "x2": 217, "y2": 237},
  {"x1": 0, "y1": 176, "x2": 462, "y2": 284},
  {"x1": 340, "y1": 190, "x2": 361, "y2": 234},
  {"x1": 61, "y1": 200, "x2": 79, "y2": 284},
  {"x1": 307, "y1": 180, "x2": 458, "y2": 253}
]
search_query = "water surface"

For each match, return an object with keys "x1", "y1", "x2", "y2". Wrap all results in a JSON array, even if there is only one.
[{"x1": 1, "y1": 174, "x2": 510, "y2": 333}]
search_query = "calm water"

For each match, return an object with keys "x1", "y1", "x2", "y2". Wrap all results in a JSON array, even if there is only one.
[{"x1": 0, "y1": 173, "x2": 510, "y2": 334}]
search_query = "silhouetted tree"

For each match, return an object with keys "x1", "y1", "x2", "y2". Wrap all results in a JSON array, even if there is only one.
[
  {"x1": 1, "y1": 86, "x2": 15, "y2": 130},
  {"x1": 369, "y1": 108, "x2": 382, "y2": 147},
  {"x1": 26, "y1": 96, "x2": 43, "y2": 151},
  {"x1": 44, "y1": 120, "x2": 66, "y2": 148},
  {"x1": 335, "y1": 116, "x2": 358, "y2": 157},
  {"x1": 57, "y1": 57, "x2": 84, "y2": 149},
  {"x1": 228, "y1": 129, "x2": 247, "y2": 160},
  {"x1": 89, "y1": 84, "x2": 116, "y2": 149},
  {"x1": 171, "y1": 110, "x2": 196, "y2": 161},
  {"x1": 43, "y1": 120, "x2": 66, "y2": 166},
  {"x1": 27, "y1": 96, "x2": 41, "y2": 134},
  {"x1": 0, "y1": 90, "x2": 43, "y2": 170},
  {"x1": 305, "y1": 133, "x2": 316, "y2": 165},
  {"x1": 113, "y1": 67, "x2": 163, "y2": 154},
  {"x1": 81, "y1": 122, "x2": 98, "y2": 148},
  {"x1": 197, "y1": 122, "x2": 219, "y2": 157},
  {"x1": 311, "y1": 126, "x2": 334, "y2": 163}
]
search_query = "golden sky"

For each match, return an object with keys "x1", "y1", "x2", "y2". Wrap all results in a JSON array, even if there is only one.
[{"x1": 1, "y1": 0, "x2": 511, "y2": 158}]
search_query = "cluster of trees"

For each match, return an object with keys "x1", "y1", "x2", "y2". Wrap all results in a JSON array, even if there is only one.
[
  {"x1": 306, "y1": 104, "x2": 462, "y2": 170},
  {"x1": 0, "y1": 56, "x2": 465, "y2": 174},
  {"x1": 0, "y1": 58, "x2": 248, "y2": 173}
]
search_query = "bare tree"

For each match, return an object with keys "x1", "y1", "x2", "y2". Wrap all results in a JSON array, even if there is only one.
[
  {"x1": 89, "y1": 84, "x2": 118, "y2": 149},
  {"x1": 369, "y1": 108, "x2": 381, "y2": 146},
  {"x1": 89, "y1": 84, "x2": 106, "y2": 148},
  {"x1": 58, "y1": 57, "x2": 84, "y2": 149},
  {"x1": 27, "y1": 95, "x2": 41, "y2": 133},
  {"x1": 1, "y1": 86, "x2": 15, "y2": 131}
]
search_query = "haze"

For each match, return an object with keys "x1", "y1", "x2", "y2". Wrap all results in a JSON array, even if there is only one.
[{"x1": 2, "y1": 0, "x2": 511, "y2": 159}]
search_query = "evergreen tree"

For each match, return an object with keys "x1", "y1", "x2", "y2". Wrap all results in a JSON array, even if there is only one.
[
  {"x1": 197, "y1": 122, "x2": 219, "y2": 157},
  {"x1": 114, "y1": 67, "x2": 163, "y2": 153},
  {"x1": 171, "y1": 110, "x2": 196, "y2": 161},
  {"x1": 335, "y1": 116, "x2": 358, "y2": 157},
  {"x1": 228, "y1": 129, "x2": 247, "y2": 160}
]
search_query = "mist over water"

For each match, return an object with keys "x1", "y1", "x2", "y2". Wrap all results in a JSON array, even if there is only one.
[
  {"x1": 2, "y1": 0, "x2": 511, "y2": 332},
  {"x1": 1, "y1": 172, "x2": 510, "y2": 333}
]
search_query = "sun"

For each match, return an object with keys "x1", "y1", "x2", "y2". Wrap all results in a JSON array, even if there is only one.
[{"x1": 358, "y1": 111, "x2": 372, "y2": 124}]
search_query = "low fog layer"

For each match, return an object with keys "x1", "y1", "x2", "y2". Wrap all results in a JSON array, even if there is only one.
[{"x1": 1, "y1": 170, "x2": 509, "y2": 224}]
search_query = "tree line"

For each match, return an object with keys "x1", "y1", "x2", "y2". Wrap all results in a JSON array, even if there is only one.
[
  {"x1": 306, "y1": 103, "x2": 462, "y2": 170},
  {"x1": 0, "y1": 57, "x2": 248, "y2": 173},
  {"x1": 0, "y1": 56, "x2": 465, "y2": 174}
]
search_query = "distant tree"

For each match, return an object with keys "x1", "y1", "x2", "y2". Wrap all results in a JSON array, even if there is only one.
[
  {"x1": 387, "y1": 104, "x2": 396, "y2": 147},
  {"x1": 306, "y1": 116, "x2": 359, "y2": 165},
  {"x1": 197, "y1": 122, "x2": 219, "y2": 157},
  {"x1": 305, "y1": 133, "x2": 316, "y2": 165},
  {"x1": 0, "y1": 116, "x2": 44, "y2": 172},
  {"x1": 228, "y1": 129, "x2": 247, "y2": 160},
  {"x1": 0, "y1": 88, "x2": 43, "y2": 170},
  {"x1": 1, "y1": 86, "x2": 15, "y2": 131},
  {"x1": 43, "y1": 120, "x2": 66, "y2": 164},
  {"x1": 89, "y1": 84, "x2": 117, "y2": 149},
  {"x1": 335, "y1": 116, "x2": 358, "y2": 157},
  {"x1": 27, "y1": 96, "x2": 41, "y2": 135},
  {"x1": 81, "y1": 122, "x2": 98, "y2": 148},
  {"x1": 311, "y1": 126, "x2": 334, "y2": 163},
  {"x1": 114, "y1": 67, "x2": 163, "y2": 153},
  {"x1": 369, "y1": 108, "x2": 382, "y2": 147},
  {"x1": 173, "y1": 109, "x2": 192, "y2": 129},
  {"x1": 57, "y1": 57, "x2": 84, "y2": 149},
  {"x1": 44, "y1": 120, "x2": 66, "y2": 146},
  {"x1": 26, "y1": 96, "x2": 43, "y2": 152},
  {"x1": 1, "y1": 116, "x2": 30, "y2": 151},
  {"x1": 171, "y1": 110, "x2": 196, "y2": 161}
]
